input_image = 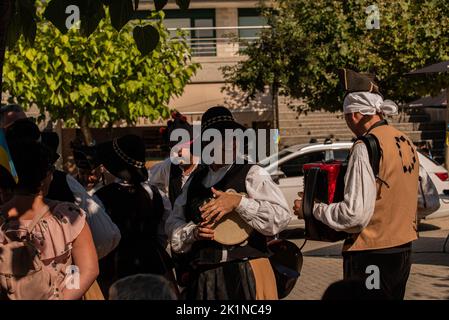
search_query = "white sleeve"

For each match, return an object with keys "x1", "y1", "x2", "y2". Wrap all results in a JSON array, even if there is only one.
[
  {"x1": 165, "y1": 178, "x2": 197, "y2": 253},
  {"x1": 148, "y1": 158, "x2": 171, "y2": 193},
  {"x1": 312, "y1": 142, "x2": 377, "y2": 233},
  {"x1": 66, "y1": 174, "x2": 121, "y2": 259},
  {"x1": 235, "y1": 165, "x2": 293, "y2": 236}
]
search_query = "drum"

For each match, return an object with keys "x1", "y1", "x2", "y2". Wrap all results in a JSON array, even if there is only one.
[
  {"x1": 302, "y1": 161, "x2": 349, "y2": 242},
  {"x1": 211, "y1": 189, "x2": 253, "y2": 245}
]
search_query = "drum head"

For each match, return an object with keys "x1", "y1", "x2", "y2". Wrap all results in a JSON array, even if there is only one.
[{"x1": 213, "y1": 210, "x2": 253, "y2": 245}]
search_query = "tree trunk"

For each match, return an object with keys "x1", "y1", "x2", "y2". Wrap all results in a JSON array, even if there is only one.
[
  {"x1": 0, "y1": 0, "x2": 12, "y2": 95},
  {"x1": 80, "y1": 114, "x2": 94, "y2": 146}
]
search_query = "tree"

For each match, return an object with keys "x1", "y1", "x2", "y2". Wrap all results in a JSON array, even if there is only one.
[
  {"x1": 0, "y1": 0, "x2": 13, "y2": 94},
  {"x1": 0, "y1": 0, "x2": 191, "y2": 93},
  {"x1": 221, "y1": 4, "x2": 290, "y2": 129},
  {"x1": 3, "y1": 7, "x2": 199, "y2": 145},
  {"x1": 223, "y1": 0, "x2": 449, "y2": 113}
]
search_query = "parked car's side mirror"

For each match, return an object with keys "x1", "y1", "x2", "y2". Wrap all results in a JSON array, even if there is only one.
[{"x1": 271, "y1": 170, "x2": 286, "y2": 184}]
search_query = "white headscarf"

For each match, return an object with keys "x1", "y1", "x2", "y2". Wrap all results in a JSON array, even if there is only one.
[{"x1": 343, "y1": 92, "x2": 398, "y2": 116}]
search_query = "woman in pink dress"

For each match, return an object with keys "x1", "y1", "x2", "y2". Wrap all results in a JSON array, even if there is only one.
[{"x1": 0, "y1": 140, "x2": 99, "y2": 300}]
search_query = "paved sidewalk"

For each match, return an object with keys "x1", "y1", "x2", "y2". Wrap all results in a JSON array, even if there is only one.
[{"x1": 283, "y1": 217, "x2": 449, "y2": 300}]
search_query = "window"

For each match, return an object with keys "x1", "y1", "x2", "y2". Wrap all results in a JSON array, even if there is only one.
[
  {"x1": 279, "y1": 151, "x2": 326, "y2": 177},
  {"x1": 238, "y1": 9, "x2": 267, "y2": 43},
  {"x1": 332, "y1": 149, "x2": 350, "y2": 161},
  {"x1": 134, "y1": 9, "x2": 216, "y2": 56},
  {"x1": 165, "y1": 9, "x2": 216, "y2": 57},
  {"x1": 163, "y1": 18, "x2": 191, "y2": 38}
]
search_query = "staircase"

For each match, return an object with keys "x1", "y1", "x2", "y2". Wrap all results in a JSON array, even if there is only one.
[{"x1": 278, "y1": 102, "x2": 445, "y2": 161}]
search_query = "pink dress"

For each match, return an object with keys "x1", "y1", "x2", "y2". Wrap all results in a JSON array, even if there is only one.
[{"x1": 0, "y1": 202, "x2": 86, "y2": 300}]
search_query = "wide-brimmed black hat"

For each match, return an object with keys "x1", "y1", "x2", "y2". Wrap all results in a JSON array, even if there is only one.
[
  {"x1": 201, "y1": 106, "x2": 246, "y2": 133},
  {"x1": 96, "y1": 134, "x2": 148, "y2": 183},
  {"x1": 338, "y1": 68, "x2": 382, "y2": 97},
  {"x1": 5, "y1": 119, "x2": 59, "y2": 164},
  {"x1": 5, "y1": 118, "x2": 41, "y2": 143}
]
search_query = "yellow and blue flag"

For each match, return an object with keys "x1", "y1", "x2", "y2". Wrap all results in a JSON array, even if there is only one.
[{"x1": 0, "y1": 129, "x2": 18, "y2": 184}]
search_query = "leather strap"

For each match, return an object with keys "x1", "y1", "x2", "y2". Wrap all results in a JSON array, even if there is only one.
[
  {"x1": 303, "y1": 168, "x2": 319, "y2": 224},
  {"x1": 357, "y1": 134, "x2": 381, "y2": 177}
]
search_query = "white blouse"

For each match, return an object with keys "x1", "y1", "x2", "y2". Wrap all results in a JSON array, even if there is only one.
[
  {"x1": 312, "y1": 142, "x2": 377, "y2": 233},
  {"x1": 313, "y1": 142, "x2": 430, "y2": 233},
  {"x1": 166, "y1": 164, "x2": 293, "y2": 253}
]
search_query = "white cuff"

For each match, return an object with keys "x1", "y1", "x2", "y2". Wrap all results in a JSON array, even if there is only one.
[{"x1": 235, "y1": 196, "x2": 260, "y2": 221}]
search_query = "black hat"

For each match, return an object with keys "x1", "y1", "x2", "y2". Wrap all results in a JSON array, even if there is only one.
[
  {"x1": 71, "y1": 141, "x2": 100, "y2": 171},
  {"x1": 41, "y1": 131, "x2": 61, "y2": 164},
  {"x1": 5, "y1": 119, "x2": 59, "y2": 164},
  {"x1": 201, "y1": 106, "x2": 246, "y2": 133},
  {"x1": 97, "y1": 134, "x2": 148, "y2": 183},
  {"x1": 338, "y1": 68, "x2": 381, "y2": 97},
  {"x1": 5, "y1": 118, "x2": 41, "y2": 143}
]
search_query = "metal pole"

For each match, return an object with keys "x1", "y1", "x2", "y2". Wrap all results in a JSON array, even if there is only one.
[
  {"x1": 272, "y1": 84, "x2": 279, "y2": 129},
  {"x1": 445, "y1": 87, "x2": 449, "y2": 169}
]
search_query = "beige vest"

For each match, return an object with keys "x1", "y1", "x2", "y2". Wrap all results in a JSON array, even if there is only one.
[{"x1": 344, "y1": 124, "x2": 419, "y2": 251}]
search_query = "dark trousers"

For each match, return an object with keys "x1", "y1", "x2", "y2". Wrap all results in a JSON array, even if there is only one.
[{"x1": 343, "y1": 247, "x2": 412, "y2": 300}]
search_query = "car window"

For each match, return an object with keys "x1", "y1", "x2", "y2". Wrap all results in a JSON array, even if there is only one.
[
  {"x1": 279, "y1": 151, "x2": 326, "y2": 177},
  {"x1": 332, "y1": 149, "x2": 350, "y2": 161}
]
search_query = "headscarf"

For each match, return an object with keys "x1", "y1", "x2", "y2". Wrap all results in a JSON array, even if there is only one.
[{"x1": 343, "y1": 92, "x2": 398, "y2": 116}]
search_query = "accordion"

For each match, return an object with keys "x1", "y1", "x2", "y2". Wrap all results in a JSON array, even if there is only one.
[{"x1": 302, "y1": 161, "x2": 349, "y2": 242}]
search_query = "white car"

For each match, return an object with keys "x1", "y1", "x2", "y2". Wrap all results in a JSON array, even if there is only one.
[{"x1": 260, "y1": 141, "x2": 449, "y2": 229}]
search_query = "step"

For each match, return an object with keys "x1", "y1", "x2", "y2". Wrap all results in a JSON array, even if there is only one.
[
  {"x1": 280, "y1": 128, "x2": 351, "y2": 136},
  {"x1": 278, "y1": 113, "x2": 431, "y2": 123},
  {"x1": 279, "y1": 122, "x2": 443, "y2": 131},
  {"x1": 280, "y1": 127, "x2": 444, "y2": 137},
  {"x1": 278, "y1": 111, "x2": 431, "y2": 120},
  {"x1": 279, "y1": 112, "x2": 343, "y2": 120},
  {"x1": 279, "y1": 105, "x2": 431, "y2": 116},
  {"x1": 280, "y1": 131, "x2": 442, "y2": 143}
]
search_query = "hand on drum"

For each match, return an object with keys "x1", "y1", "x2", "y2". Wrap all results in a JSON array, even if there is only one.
[
  {"x1": 194, "y1": 221, "x2": 215, "y2": 241},
  {"x1": 200, "y1": 187, "x2": 242, "y2": 224},
  {"x1": 293, "y1": 192, "x2": 304, "y2": 219}
]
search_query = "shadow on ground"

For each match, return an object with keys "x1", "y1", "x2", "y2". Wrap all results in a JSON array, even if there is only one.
[
  {"x1": 418, "y1": 223, "x2": 441, "y2": 231},
  {"x1": 412, "y1": 237, "x2": 449, "y2": 267}
]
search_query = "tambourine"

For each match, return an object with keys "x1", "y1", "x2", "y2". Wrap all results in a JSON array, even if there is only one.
[{"x1": 208, "y1": 189, "x2": 253, "y2": 246}]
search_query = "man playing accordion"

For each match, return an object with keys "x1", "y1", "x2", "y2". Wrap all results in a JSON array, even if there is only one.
[{"x1": 294, "y1": 69, "x2": 420, "y2": 300}]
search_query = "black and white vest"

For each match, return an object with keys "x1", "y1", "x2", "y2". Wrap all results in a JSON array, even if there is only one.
[{"x1": 185, "y1": 164, "x2": 268, "y2": 267}]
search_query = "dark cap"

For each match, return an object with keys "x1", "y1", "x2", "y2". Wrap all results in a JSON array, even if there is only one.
[{"x1": 338, "y1": 68, "x2": 381, "y2": 97}]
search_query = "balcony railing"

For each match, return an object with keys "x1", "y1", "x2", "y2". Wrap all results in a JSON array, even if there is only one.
[{"x1": 168, "y1": 25, "x2": 270, "y2": 57}]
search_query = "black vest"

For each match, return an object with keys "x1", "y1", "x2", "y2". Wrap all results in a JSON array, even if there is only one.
[
  {"x1": 168, "y1": 163, "x2": 183, "y2": 208},
  {"x1": 46, "y1": 170, "x2": 76, "y2": 203},
  {"x1": 185, "y1": 164, "x2": 268, "y2": 267}
]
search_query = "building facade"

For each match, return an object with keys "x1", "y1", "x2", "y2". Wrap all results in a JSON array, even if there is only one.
[{"x1": 137, "y1": 0, "x2": 274, "y2": 128}]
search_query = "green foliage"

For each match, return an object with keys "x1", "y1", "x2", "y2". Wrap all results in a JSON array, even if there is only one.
[
  {"x1": 3, "y1": 8, "x2": 199, "y2": 131},
  {"x1": 223, "y1": 0, "x2": 449, "y2": 112},
  {"x1": 6, "y1": 0, "x2": 190, "y2": 54},
  {"x1": 7, "y1": 0, "x2": 37, "y2": 47}
]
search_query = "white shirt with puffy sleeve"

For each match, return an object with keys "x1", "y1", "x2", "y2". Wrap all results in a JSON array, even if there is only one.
[
  {"x1": 313, "y1": 142, "x2": 430, "y2": 233},
  {"x1": 166, "y1": 164, "x2": 293, "y2": 254}
]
